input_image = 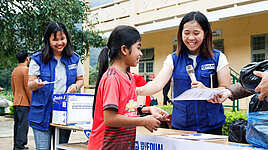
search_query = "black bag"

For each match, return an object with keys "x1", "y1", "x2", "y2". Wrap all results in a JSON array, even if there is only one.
[
  {"x1": 239, "y1": 60, "x2": 268, "y2": 93},
  {"x1": 249, "y1": 93, "x2": 268, "y2": 113},
  {"x1": 239, "y1": 60, "x2": 268, "y2": 112},
  {"x1": 228, "y1": 119, "x2": 248, "y2": 143}
]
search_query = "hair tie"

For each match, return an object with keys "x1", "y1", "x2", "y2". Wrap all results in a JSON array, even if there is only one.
[{"x1": 105, "y1": 46, "x2": 110, "y2": 50}]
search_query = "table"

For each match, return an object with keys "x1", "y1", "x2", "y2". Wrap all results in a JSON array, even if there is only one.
[
  {"x1": 50, "y1": 123, "x2": 87, "y2": 150},
  {"x1": 135, "y1": 127, "x2": 260, "y2": 150},
  {"x1": 50, "y1": 124, "x2": 260, "y2": 150}
]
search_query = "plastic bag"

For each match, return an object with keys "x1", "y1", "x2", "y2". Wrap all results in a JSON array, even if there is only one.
[
  {"x1": 239, "y1": 60, "x2": 268, "y2": 93},
  {"x1": 246, "y1": 111, "x2": 268, "y2": 149},
  {"x1": 249, "y1": 94, "x2": 268, "y2": 113},
  {"x1": 228, "y1": 119, "x2": 248, "y2": 143}
]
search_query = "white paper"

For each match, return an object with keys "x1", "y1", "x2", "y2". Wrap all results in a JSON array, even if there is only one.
[
  {"x1": 43, "y1": 80, "x2": 57, "y2": 84},
  {"x1": 166, "y1": 134, "x2": 228, "y2": 140},
  {"x1": 173, "y1": 88, "x2": 223, "y2": 101}
]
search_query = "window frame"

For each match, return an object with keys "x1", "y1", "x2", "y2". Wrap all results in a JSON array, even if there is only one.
[{"x1": 251, "y1": 34, "x2": 268, "y2": 62}]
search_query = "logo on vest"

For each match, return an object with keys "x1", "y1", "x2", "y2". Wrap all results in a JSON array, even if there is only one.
[
  {"x1": 68, "y1": 64, "x2": 77, "y2": 70},
  {"x1": 201, "y1": 64, "x2": 215, "y2": 70}
]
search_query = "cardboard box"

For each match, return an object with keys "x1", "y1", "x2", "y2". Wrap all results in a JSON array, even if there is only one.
[{"x1": 52, "y1": 93, "x2": 94, "y2": 125}]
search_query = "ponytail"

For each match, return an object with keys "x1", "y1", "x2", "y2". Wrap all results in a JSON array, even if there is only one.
[{"x1": 92, "y1": 47, "x2": 109, "y2": 118}]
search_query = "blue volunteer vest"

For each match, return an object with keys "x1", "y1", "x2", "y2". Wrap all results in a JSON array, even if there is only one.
[
  {"x1": 171, "y1": 49, "x2": 226, "y2": 132},
  {"x1": 28, "y1": 51, "x2": 79, "y2": 131}
]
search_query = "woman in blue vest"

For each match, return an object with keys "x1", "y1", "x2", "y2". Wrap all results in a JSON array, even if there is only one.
[
  {"x1": 137, "y1": 11, "x2": 231, "y2": 135},
  {"x1": 28, "y1": 21, "x2": 85, "y2": 149}
]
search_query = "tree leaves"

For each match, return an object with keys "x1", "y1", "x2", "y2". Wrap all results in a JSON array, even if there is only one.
[{"x1": 0, "y1": 0, "x2": 105, "y2": 68}]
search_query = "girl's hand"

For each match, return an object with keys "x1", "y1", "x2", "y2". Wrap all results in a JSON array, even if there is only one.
[
  {"x1": 143, "y1": 115, "x2": 161, "y2": 132},
  {"x1": 207, "y1": 89, "x2": 232, "y2": 103},
  {"x1": 66, "y1": 84, "x2": 78, "y2": 93},
  {"x1": 191, "y1": 81, "x2": 207, "y2": 89},
  {"x1": 149, "y1": 106, "x2": 170, "y2": 121}
]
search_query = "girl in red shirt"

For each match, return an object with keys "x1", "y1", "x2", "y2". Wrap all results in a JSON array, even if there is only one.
[{"x1": 88, "y1": 25, "x2": 169, "y2": 150}]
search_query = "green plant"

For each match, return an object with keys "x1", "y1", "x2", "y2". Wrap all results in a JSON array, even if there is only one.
[
  {"x1": 222, "y1": 109, "x2": 247, "y2": 135},
  {"x1": 9, "y1": 106, "x2": 14, "y2": 115},
  {"x1": 155, "y1": 105, "x2": 173, "y2": 115},
  {"x1": 0, "y1": 91, "x2": 13, "y2": 102}
]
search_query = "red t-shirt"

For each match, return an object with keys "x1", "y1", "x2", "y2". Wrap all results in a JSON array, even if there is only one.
[
  {"x1": 88, "y1": 67, "x2": 138, "y2": 150},
  {"x1": 131, "y1": 73, "x2": 151, "y2": 106}
]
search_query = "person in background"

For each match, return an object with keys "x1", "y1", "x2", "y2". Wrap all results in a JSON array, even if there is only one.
[
  {"x1": 88, "y1": 25, "x2": 169, "y2": 150},
  {"x1": 27, "y1": 21, "x2": 85, "y2": 150},
  {"x1": 11, "y1": 50, "x2": 32, "y2": 150},
  {"x1": 163, "y1": 79, "x2": 172, "y2": 105},
  {"x1": 136, "y1": 11, "x2": 231, "y2": 135},
  {"x1": 0, "y1": 87, "x2": 3, "y2": 92},
  {"x1": 208, "y1": 71, "x2": 268, "y2": 103},
  {"x1": 127, "y1": 67, "x2": 151, "y2": 106}
]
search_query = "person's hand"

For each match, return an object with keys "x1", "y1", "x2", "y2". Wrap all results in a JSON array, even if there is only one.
[
  {"x1": 191, "y1": 81, "x2": 207, "y2": 89},
  {"x1": 208, "y1": 89, "x2": 232, "y2": 103},
  {"x1": 66, "y1": 84, "x2": 78, "y2": 93},
  {"x1": 149, "y1": 106, "x2": 170, "y2": 121},
  {"x1": 254, "y1": 71, "x2": 268, "y2": 101},
  {"x1": 34, "y1": 78, "x2": 45, "y2": 89},
  {"x1": 142, "y1": 115, "x2": 161, "y2": 132}
]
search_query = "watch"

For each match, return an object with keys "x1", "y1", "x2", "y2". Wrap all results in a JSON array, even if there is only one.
[{"x1": 137, "y1": 105, "x2": 145, "y2": 115}]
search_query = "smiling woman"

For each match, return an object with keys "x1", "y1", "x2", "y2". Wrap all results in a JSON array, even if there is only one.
[
  {"x1": 136, "y1": 11, "x2": 231, "y2": 135},
  {"x1": 27, "y1": 21, "x2": 85, "y2": 150}
]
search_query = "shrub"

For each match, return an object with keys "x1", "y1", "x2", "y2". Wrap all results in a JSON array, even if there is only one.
[
  {"x1": 9, "y1": 106, "x2": 14, "y2": 115},
  {"x1": 222, "y1": 109, "x2": 247, "y2": 135},
  {"x1": 0, "y1": 90, "x2": 13, "y2": 102},
  {"x1": 156, "y1": 105, "x2": 173, "y2": 115}
]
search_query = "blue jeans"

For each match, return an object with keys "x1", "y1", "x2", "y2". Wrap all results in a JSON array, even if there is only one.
[
  {"x1": 32, "y1": 128, "x2": 52, "y2": 150},
  {"x1": 32, "y1": 126, "x2": 71, "y2": 150}
]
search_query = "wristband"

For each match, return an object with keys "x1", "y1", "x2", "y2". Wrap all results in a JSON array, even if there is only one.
[
  {"x1": 137, "y1": 105, "x2": 145, "y2": 115},
  {"x1": 74, "y1": 84, "x2": 79, "y2": 92}
]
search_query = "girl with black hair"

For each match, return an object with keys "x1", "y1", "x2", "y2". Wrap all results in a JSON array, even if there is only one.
[
  {"x1": 27, "y1": 21, "x2": 85, "y2": 149},
  {"x1": 137, "y1": 11, "x2": 231, "y2": 135},
  {"x1": 88, "y1": 25, "x2": 169, "y2": 150}
]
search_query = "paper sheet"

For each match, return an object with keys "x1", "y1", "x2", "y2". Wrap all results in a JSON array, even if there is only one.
[
  {"x1": 173, "y1": 88, "x2": 223, "y2": 101},
  {"x1": 167, "y1": 134, "x2": 227, "y2": 140}
]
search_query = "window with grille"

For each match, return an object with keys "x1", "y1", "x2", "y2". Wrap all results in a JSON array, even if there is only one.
[
  {"x1": 251, "y1": 34, "x2": 268, "y2": 62},
  {"x1": 139, "y1": 48, "x2": 154, "y2": 82},
  {"x1": 213, "y1": 39, "x2": 224, "y2": 53}
]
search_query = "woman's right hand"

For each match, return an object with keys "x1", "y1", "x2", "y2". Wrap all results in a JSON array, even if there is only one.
[
  {"x1": 208, "y1": 89, "x2": 232, "y2": 103},
  {"x1": 143, "y1": 115, "x2": 161, "y2": 132},
  {"x1": 34, "y1": 78, "x2": 45, "y2": 89}
]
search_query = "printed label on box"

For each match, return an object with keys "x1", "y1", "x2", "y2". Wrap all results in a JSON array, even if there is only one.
[{"x1": 52, "y1": 93, "x2": 94, "y2": 125}]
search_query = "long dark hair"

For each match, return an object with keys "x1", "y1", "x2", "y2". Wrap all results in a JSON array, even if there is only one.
[
  {"x1": 41, "y1": 21, "x2": 73, "y2": 63},
  {"x1": 92, "y1": 25, "x2": 141, "y2": 117},
  {"x1": 176, "y1": 11, "x2": 214, "y2": 58}
]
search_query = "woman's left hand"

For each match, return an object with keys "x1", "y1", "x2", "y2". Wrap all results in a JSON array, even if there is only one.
[
  {"x1": 149, "y1": 106, "x2": 170, "y2": 121},
  {"x1": 191, "y1": 81, "x2": 207, "y2": 89},
  {"x1": 66, "y1": 84, "x2": 78, "y2": 93}
]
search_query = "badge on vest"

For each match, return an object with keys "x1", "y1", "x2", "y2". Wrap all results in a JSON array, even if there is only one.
[
  {"x1": 68, "y1": 64, "x2": 77, "y2": 70},
  {"x1": 201, "y1": 64, "x2": 215, "y2": 70}
]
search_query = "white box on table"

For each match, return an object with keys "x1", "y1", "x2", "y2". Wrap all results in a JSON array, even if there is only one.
[{"x1": 52, "y1": 93, "x2": 94, "y2": 125}]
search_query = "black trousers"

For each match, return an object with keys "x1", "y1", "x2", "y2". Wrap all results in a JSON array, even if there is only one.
[
  {"x1": 13, "y1": 106, "x2": 30, "y2": 150},
  {"x1": 163, "y1": 81, "x2": 171, "y2": 105}
]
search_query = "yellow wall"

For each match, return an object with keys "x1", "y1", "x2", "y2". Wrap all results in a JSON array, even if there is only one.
[
  {"x1": 211, "y1": 12, "x2": 268, "y2": 72},
  {"x1": 139, "y1": 12, "x2": 268, "y2": 108}
]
